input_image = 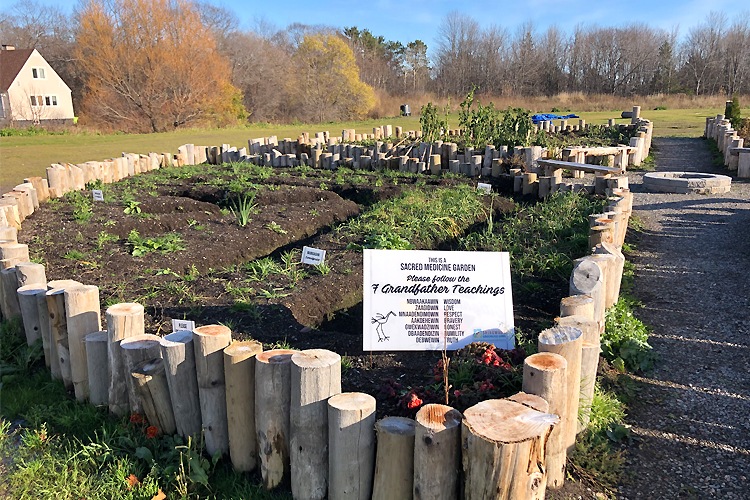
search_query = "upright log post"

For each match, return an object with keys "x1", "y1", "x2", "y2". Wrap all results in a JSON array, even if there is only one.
[
  {"x1": 17, "y1": 284, "x2": 46, "y2": 345},
  {"x1": 462, "y1": 398, "x2": 560, "y2": 500},
  {"x1": 1, "y1": 268, "x2": 21, "y2": 319},
  {"x1": 570, "y1": 258, "x2": 605, "y2": 330},
  {"x1": 84, "y1": 331, "x2": 109, "y2": 405},
  {"x1": 538, "y1": 326, "x2": 583, "y2": 454},
  {"x1": 64, "y1": 285, "x2": 101, "y2": 401},
  {"x1": 224, "y1": 340, "x2": 263, "y2": 472},
  {"x1": 255, "y1": 349, "x2": 299, "y2": 490},
  {"x1": 132, "y1": 358, "x2": 176, "y2": 435},
  {"x1": 120, "y1": 334, "x2": 162, "y2": 415},
  {"x1": 522, "y1": 352, "x2": 568, "y2": 489},
  {"x1": 559, "y1": 294, "x2": 595, "y2": 320},
  {"x1": 15, "y1": 262, "x2": 46, "y2": 287},
  {"x1": 578, "y1": 341, "x2": 600, "y2": 432},
  {"x1": 594, "y1": 242, "x2": 626, "y2": 304},
  {"x1": 106, "y1": 303, "x2": 145, "y2": 415},
  {"x1": 193, "y1": 325, "x2": 233, "y2": 457},
  {"x1": 372, "y1": 417, "x2": 415, "y2": 500},
  {"x1": 413, "y1": 404, "x2": 462, "y2": 500},
  {"x1": 160, "y1": 330, "x2": 202, "y2": 439},
  {"x1": 327, "y1": 393, "x2": 376, "y2": 500},
  {"x1": 35, "y1": 289, "x2": 55, "y2": 373},
  {"x1": 46, "y1": 283, "x2": 81, "y2": 389},
  {"x1": 290, "y1": 349, "x2": 341, "y2": 500},
  {"x1": 557, "y1": 315, "x2": 599, "y2": 344}
]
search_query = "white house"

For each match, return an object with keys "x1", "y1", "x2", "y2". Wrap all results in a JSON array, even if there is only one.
[{"x1": 0, "y1": 45, "x2": 75, "y2": 125}]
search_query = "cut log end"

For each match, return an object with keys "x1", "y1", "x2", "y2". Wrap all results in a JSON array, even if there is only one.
[
  {"x1": 291, "y1": 348, "x2": 340, "y2": 369},
  {"x1": 524, "y1": 352, "x2": 568, "y2": 372},
  {"x1": 507, "y1": 392, "x2": 550, "y2": 413},
  {"x1": 328, "y1": 392, "x2": 376, "y2": 412},
  {"x1": 194, "y1": 324, "x2": 232, "y2": 338},
  {"x1": 415, "y1": 403, "x2": 462, "y2": 431},
  {"x1": 463, "y1": 399, "x2": 560, "y2": 444},
  {"x1": 539, "y1": 326, "x2": 583, "y2": 346},
  {"x1": 376, "y1": 416, "x2": 415, "y2": 436},
  {"x1": 106, "y1": 302, "x2": 144, "y2": 316},
  {"x1": 257, "y1": 349, "x2": 297, "y2": 364}
]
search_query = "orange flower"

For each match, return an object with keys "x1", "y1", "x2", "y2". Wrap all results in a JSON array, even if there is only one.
[
  {"x1": 406, "y1": 393, "x2": 423, "y2": 409},
  {"x1": 127, "y1": 474, "x2": 140, "y2": 488},
  {"x1": 145, "y1": 426, "x2": 158, "y2": 438},
  {"x1": 130, "y1": 414, "x2": 145, "y2": 424}
]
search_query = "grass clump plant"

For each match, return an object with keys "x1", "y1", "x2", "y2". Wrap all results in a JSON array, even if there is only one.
[{"x1": 229, "y1": 192, "x2": 258, "y2": 227}]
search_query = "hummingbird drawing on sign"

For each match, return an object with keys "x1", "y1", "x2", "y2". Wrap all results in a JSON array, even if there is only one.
[{"x1": 371, "y1": 311, "x2": 395, "y2": 342}]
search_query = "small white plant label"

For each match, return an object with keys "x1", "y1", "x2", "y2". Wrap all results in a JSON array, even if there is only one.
[
  {"x1": 171, "y1": 319, "x2": 195, "y2": 332},
  {"x1": 301, "y1": 246, "x2": 326, "y2": 265},
  {"x1": 477, "y1": 183, "x2": 492, "y2": 194},
  {"x1": 92, "y1": 190, "x2": 104, "y2": 201}
]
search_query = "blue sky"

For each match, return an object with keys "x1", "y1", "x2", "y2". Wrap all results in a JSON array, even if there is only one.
[{"x1": 34, "y1": 0, "x2": 749, "y2": 54}]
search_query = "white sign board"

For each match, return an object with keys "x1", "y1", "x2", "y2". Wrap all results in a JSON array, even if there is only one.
[
  {"x1": 92, "y1": 190, "x2": 104, "y2": 201},
  {"x1": 363, "y1": 249, "x2": 514, "y2": 351},
  {"x1": 477, "y1": 183, "x2": 492, "y2": 194},
  {"x1": 301, "y1": 246, "x2": 326, "y2": 265},
  {"x1": 171, "y1": 319, "x2": 195, "y2": 332}
]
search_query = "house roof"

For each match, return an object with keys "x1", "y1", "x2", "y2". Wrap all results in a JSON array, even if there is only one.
[{"x1": 0, "y1": 48, "x2": 35, "y2": 92}]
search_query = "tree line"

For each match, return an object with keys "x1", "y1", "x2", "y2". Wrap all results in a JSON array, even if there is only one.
[{"x1": 1, "y1": 1, "x2": 748, "y2": 132}]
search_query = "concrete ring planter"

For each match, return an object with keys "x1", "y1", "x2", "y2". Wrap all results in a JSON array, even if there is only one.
[{"x1": 643, "y1": 172, "x2": 731, "y2": 194}]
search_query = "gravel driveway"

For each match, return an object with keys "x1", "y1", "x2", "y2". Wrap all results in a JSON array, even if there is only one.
[{"x1": 620, "y1": 137, "x2": 750, "y2": 499}]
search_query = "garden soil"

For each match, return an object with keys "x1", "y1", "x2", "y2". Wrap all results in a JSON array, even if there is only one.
[{"x1": 620, "y1": 137, "x2": 750, "y2": 499}]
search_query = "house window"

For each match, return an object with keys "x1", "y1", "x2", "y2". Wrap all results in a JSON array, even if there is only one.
[
  {"x1": 31, "y1": 67, "x2": 46, "y2": 79},
  {"x1": 30, "y1": 95, "x2": 36, "y2": 106},
  {"x1": 37, "y1": 95, "x2": 43, "y2": 106},
  {"x1": 50, "y1": 95, "x2": 57, "y2": 106}
]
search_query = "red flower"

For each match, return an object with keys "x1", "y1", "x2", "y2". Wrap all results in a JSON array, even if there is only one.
[
  {"x1": 454, "y1": 390, "x2": 462, "y2": 398},
  {"x1": 406, "y1": 393, "x2": 423, "y2": 409},
  {"x1": 145, "y1": 426, "x2": 158, "y2": 438},
  {"x1": 479, "y1": 382, "x2": 494, "y2": 392},
  {"x1": 129, "y1": 414, "x2": 145, "y2": 424}
]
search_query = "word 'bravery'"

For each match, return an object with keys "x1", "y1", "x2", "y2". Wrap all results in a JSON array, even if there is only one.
[{"x1": 371, "y1": 283, "x2": 505, "y2": 297}]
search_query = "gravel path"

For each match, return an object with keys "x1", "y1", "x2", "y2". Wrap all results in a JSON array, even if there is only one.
[{"x1": 620, "y1": 137, "x2": 750, "y2": 499}]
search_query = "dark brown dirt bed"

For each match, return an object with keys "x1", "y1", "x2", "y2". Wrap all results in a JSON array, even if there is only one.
[{"x1": 620, "y1": 138, "x2": 750, "y2": 500}]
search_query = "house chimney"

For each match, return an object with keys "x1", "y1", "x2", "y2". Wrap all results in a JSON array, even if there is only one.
[{"x1": 1, "y1": 45, "x2": 16, "y2": 50}]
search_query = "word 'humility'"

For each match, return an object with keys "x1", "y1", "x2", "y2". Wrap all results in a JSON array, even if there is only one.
[{"x1": 379, "y1": 283, "x2": 504, "y2": 296}]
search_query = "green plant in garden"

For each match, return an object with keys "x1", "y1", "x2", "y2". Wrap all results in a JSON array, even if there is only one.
[
  {"x1": 94, "y1": 231, "x2": 118, "y2": 251},
  {"x1": 458, "y1": 88, "x2": 533, "y2": 149},
  {"x1": 725, "y1": 94, "x2": 742, "y2": 129},
  {"x1": 314, "y1": 262, "x2": 331, "y2": 275},
  {"x1": 63, "y1": 250, "x2": 86, "y2": 260},
  {"x1": 420, "y1": 101, "x2": 449, "y2": 142},
  {"x1": 127, "y1": 230, "x2": 186, "y2": 257},
  {"x1": 229, "y1": 191, "x2": 257, "y2": 227},
  {"x1": 602, "y1": 297, "x2": 658, "y2": 372},
  {"x1": 123, "y1": 200, "x2": 142, "y2": 214},
  {"x1": 265, "y1": 222, "x2": 287, "y2": 235}
]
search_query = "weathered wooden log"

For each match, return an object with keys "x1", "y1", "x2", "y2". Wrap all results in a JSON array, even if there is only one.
[
  {"x1": 106, "y1": 303, "x2": 145, "y2": 416},
  {"x1": 413, "y1": 404, "x2": 463, "y2": 500},
  {"x1": 64, "y1": 285, "x2": 101, "y2": 401},
  {"x1": 193, "y1": 325, "x2": 233, "y2": 457},
  {"x1": 557, "y1": 315, "x2": 599, "y2": 345},
  {"x1": 84, "y1": 331, "x2": 109, "y2": 405},
  {"x1": 522, "y1": 352, "x2": 568, "y2": 489},
  {"x1": 160, "y1": 330, "x2": 202, "y2": 439},
  {"x1": 290, "y1": 349, "x2": 342, "y2": 500},
  {"x1": 0, "y1": 227, "x2": 17, "y2": 242},
  {"x1": 559, "y1": 294, "x2": 595, "y2": 320},
  {"x1": 594, "y1": 242, "x2": 626, "y2": 305},
  {"x1": 586, "y1": 253, "x2": 616, "y2": 313},
  {"x1": 462, "y1": 398, "x2": 560, "y2": 500},
  {"x1": 132, "y1": 358, "x2": 176, "y2": 435},
  {"x1": 570, "y1": 257, "x2": 605, "y2": 329},
  {"x1": 15, "y1": 262, "x2": 46, "y2": 287},
  {"x1": 372, "y1": 417, "x2": 415, "y2": 500},
  {"x1": 46, "y1": 284, "x2": 79, "y2": 389},
  {"x1": 121, "y1": 334, "x2": 162, "y2": 415},
  {"x1": 224, "y1": 340, "x2": 263, "y2": 472},
  {"x1": 35, "y1": 289, "x2": 54, "y2": 372},
  {"x1": 47, "y1": 279, "x2": 81, "y2": 290},
  {"x1": 17, "y1": 284, "x2": 46, "y2": 345},
  {"x1": 255, "y1": 349, "x2": 299, "y2": 490},
  {"x1": 1, "y1": 268, "x2": 21, "y2": 319},
  {"x1": 328, "y1": 393, "x2": 376, "y2": 500},
  {"x1": 538, "y1": 326, "x2": 583, "y2": 454},
  {"x1": 578, "y1": 341, "x2": 600, "y2": 432},
  {"x1": 0, "y1": 242, "x2": 29, "y2": 263}
]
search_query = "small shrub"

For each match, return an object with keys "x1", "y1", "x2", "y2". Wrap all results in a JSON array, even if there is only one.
[
  {"x1": 725, "y1": 94, "x2": 742, "y2": 129},
  {"x1": 654, "y1": 105, "x2": 668, "y2": 111},
  {"x1": 602, "y1": 297, "x2": 658, "y2": 372},
  {"x1": 127, "y1": 230, "x2": 186, "y2": 257}
]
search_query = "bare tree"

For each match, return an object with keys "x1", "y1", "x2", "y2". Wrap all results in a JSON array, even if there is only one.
[{"x1": 682, "y1": 12, "x2": 726, "y2": 95}]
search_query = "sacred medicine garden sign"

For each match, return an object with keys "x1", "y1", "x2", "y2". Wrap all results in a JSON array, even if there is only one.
[{"x1": 363, "y1": 249, "x2": 514, "y2": 351}]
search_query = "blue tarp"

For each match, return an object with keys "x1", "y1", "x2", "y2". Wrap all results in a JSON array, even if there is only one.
[{"x1": 532, "y1": 113, "x2": 580, "y2": 123}]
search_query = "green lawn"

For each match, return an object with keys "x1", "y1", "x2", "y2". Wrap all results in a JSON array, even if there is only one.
[{"x1": 0, "y1": 107, "x2": 720, "y2": 193}]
